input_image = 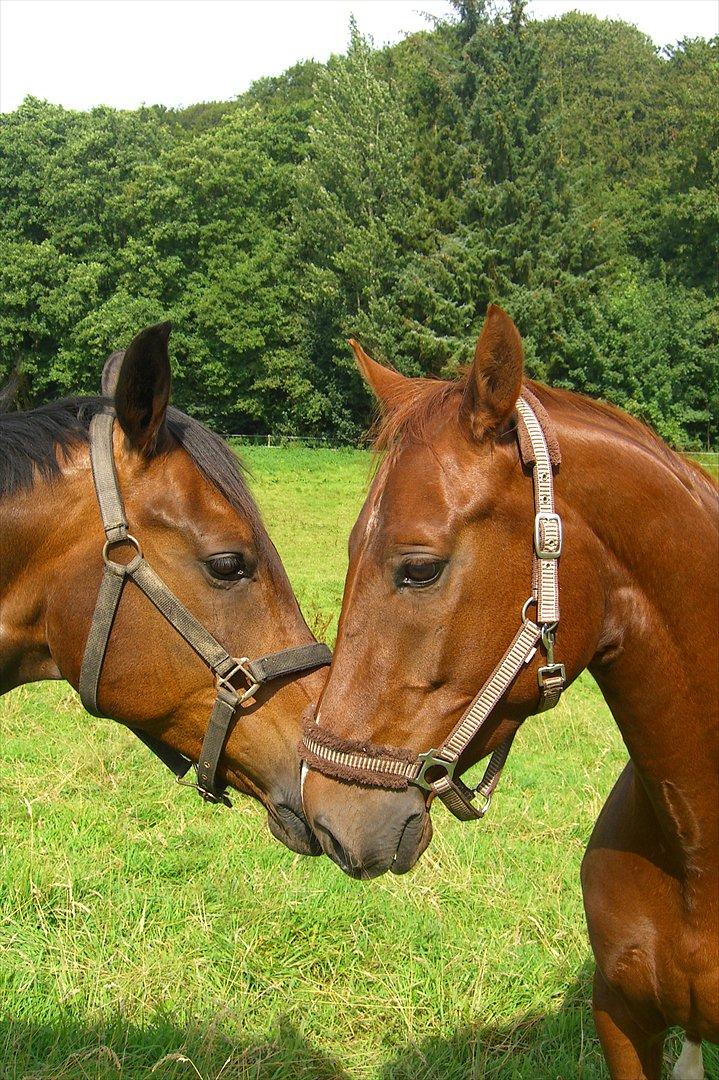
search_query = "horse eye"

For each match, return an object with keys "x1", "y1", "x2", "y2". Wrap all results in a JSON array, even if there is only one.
[
  {"x1": 206, "y1": 553, "x2": 247, "y2": 580},
  {"x1": 399, "y1": 559, "x2": 445, "y2": 588}
]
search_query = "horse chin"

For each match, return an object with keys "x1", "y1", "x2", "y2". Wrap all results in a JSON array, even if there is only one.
[
  {"x1": 267, "y1": 803, "x2": 323, "y2": 856},
  {"x1": 390, "y1": 808, "x2": 433, "y2": 875}
]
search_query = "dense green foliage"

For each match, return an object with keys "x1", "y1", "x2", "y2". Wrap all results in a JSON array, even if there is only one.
[
  {"x1": 0, "y1": 3, "x2": 716, "y2": 445},
  {"x1": 2, "y1": 447, "x2": 717, "y2": 1079}
]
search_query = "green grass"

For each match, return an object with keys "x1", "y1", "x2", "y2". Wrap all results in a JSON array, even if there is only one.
[
  {"x1": 688, "y1": 452, "x2": 718, "y2": 481},
  {"x1": 0, "y1": 448, "x2": 716, "y2": 1080},
  {"x1": 236, "y1": 446, "x2": 374, "y2": 642}
]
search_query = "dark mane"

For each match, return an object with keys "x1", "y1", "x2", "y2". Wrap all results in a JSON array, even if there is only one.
[
  {"x1": 370, "y1": 374, "x2": 717, "y2": 496},
  {"x1": 165, "y1": 406, "x2": 265, "y2": 539},
  {"x1": 0, "y1": 396, "x2": 265, "y2": 535}
]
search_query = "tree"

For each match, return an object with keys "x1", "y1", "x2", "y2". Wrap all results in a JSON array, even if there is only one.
[
  {"x1": 0, "y1": 13, "x2": 715, "y2": 446},
  {"x1": 396, "y1": 1, "x2": 609, "y2": 386},
  {"x1": 290, "y1": 22, "x2": 432, "y2": 437}
]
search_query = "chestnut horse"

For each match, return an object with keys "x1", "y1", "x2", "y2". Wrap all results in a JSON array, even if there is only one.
[
  {"x1": 0, "y1": 323, "x2": 329, "y2": 855},
  {"x1": 302, "y1": 307, "x2": 718, "y2": 1078}
]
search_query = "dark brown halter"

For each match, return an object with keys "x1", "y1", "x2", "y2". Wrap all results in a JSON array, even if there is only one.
[
  {"x1": 301, "y1": 392, "x2": 565, "y2": 821},
  {"x1": 79, "y1": 408, "x2": 331, "y2": 806}
]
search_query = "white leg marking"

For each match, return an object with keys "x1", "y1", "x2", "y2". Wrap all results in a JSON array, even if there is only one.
[
  {"x1": 672, "y1": 1039, "x2": 704, "y2": 1080},
  {"x1": 300, "y1": 708, "x2": 319, "y2": 807}
]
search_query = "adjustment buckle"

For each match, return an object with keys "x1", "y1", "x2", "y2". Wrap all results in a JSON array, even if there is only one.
[
  {"x1": 537, "y1": 623, "x2": 565, "y2": 708},
  {"x1": 412, "y1": 750, "x2": 457, "y2": 792},
  {"x1": 473, "y1": 791, "x2": 493, "y2": 818},
  {"x1": 216, "y1": 657, "x2": 261, "y2": 704},
  {"x1": 534, "y1": 512, "x2": 562, "y2": 560},
  {"x1": 537, "y1": 662, "x2": 566, "y2": 712},
  {"x1": 537, "y1": 662, "x2": 566, "y2": 689}
]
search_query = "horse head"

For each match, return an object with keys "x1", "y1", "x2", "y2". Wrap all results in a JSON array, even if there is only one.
[{"x1": 0, "y1": 323, "x2": 330, "y2": 855}]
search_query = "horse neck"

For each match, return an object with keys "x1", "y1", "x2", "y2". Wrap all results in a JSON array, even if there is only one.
[
  {"x1": 0, "y1": 462, "x2": 89, "y2": 689},
  {"x1": 550, "y1": 392, "x2": 719, "y2": 876}
]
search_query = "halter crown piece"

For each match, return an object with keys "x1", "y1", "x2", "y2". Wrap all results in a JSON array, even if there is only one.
[
  {"x1": 301, "y1": 392, "x2": 566, "y2": 822},
  {"x1": 79, "y1": 408, "x2": 331, "y2": 806}
]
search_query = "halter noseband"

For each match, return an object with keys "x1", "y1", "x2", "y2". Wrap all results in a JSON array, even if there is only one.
[
  {"x1": 79, "y1": 408, "x2": 331, "y2": 806},
  {"x1": 301, "y1": 392, "x2": 565, "y2": 822}
]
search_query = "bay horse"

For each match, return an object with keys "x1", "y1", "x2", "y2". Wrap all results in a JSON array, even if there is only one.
[
  {"x1": 0, "y1": 322, "x2": 330, "y2": 855},
  {"x1": 301, "y1": 306, "x2": 718, "y2": 1078}
]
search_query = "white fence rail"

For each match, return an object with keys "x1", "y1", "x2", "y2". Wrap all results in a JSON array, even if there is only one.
[
  {"x1": 223, "y1": 434, "x2": 718, "y2": 462},
  {"x1": 223, "y1": 433, "x2": 355, "y2": 448}
]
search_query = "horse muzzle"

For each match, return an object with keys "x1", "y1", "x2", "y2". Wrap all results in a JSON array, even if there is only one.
[
  {"x1": 302, "y1": 771, "x2": 432, "y2": 878},
  {"x1": 267, "y1": 799, "x2": 323, "y2": 856}
]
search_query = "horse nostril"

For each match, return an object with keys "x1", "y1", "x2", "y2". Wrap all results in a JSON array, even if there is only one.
[{"x1": 313, "y1": 818, "x2": 352, "y2": 873}]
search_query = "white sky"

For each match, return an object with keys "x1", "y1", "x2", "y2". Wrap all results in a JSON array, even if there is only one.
[{"x1": 1, "y1": 0, "x2": 717, "y2": 114}]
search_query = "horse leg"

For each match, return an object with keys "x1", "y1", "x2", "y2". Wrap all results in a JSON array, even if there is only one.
[
  {"x1": 592, "y1": 967, "x2": 665, "y2": 1080},
  {"x1": 582, "y1": 765, "x2": 677, "y2": 1078},
  {"x1": 672, "y1": 1038, "x2": 704, "y2": 1079}
]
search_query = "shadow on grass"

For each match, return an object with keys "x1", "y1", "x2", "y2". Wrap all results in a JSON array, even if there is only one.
[
  {"x1": 0, "y1": 1013, "x2": 350, "y2": 1080},
  {"x1": 2, "y1": 970, "x2": 717, "y2": 1080},
  {"x1": 378, "y1": 962, "x2": 602, "y2": 1080},
  {"x1": 378, "y1": 962, "x2": 719, "y2": 1080}
]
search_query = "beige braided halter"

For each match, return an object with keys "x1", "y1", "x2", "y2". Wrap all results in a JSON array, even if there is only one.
[{"x1": 301, "y1": 392, "x2": 565, "y2": 822}]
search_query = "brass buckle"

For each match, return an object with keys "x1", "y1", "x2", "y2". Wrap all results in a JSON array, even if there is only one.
[{"x1": 412, "y1": 750, "x2": 457, "y2": 792}]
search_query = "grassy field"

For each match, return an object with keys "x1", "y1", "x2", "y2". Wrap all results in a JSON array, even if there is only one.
[
  {"x1": 687, "y1": 452, "x2": 718, "y2": 480},
  {"x1": 0, "y1": 448, "x2": 716, "y2": 1080}
]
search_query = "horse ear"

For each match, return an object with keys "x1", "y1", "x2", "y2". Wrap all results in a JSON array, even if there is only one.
[
  {"x1": 348, "y1": 339, "x2": 408, "y2": 409},
  {"x1": 465, "y1": 305, "x2": 524, "y2": 435},
  {"x1": 114, "y1": 322, "x2": 172, "y2": 453},
  {"x1": 101, "y1": 350, "x2": 125, "y2": 398}
]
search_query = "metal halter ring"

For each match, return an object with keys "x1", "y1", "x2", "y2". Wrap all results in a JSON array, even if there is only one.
[
  {"x1": 175, "y1": 770, "x2": 233, "y2": 807},
  {"x1": 102, "y1": 533, "x2": 143, "y2": 572},
  {"x1": 412, "y1": 749, "x2": 458, "y2": 792},
  {"x1": 521, "y1": 596, "x2": 537, "y2": 622}
]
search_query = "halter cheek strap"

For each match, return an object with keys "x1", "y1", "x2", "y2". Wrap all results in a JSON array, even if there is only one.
[
  {"x1": 79, "y1": 409, "x2": 331, "y2": 806},
  {"x1": 301, "y1": 392, "x2": 565, "y2": 823}
]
